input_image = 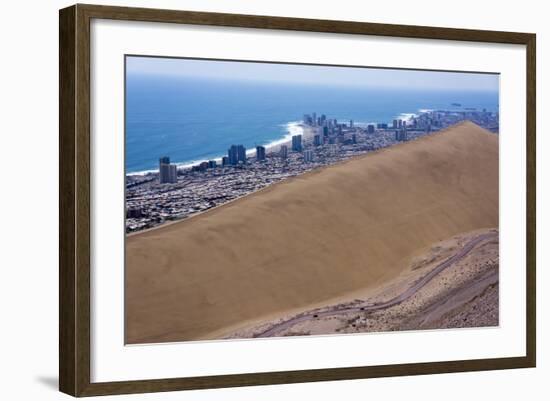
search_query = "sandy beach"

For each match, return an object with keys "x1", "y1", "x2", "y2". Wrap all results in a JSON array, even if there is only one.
[{"x1": 125, "y1": 121, "x2": 498, "y2": 344}]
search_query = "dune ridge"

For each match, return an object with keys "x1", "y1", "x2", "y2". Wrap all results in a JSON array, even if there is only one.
[{"x1": 126, "y1": 121, "x2": 498, "y2": 344}]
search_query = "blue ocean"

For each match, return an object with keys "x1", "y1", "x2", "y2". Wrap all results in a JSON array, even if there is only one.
[{"x1": 126, "y1": 74, "x2": 499, "y2": 174}]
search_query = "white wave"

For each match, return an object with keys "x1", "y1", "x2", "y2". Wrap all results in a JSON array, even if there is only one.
[
  {"x1": 353, "y1": 121, "x2": 379, "y2": 127},
  {"x1": 126, "y1": 168, "x2": 157, "y2": 176},
  {"x1": 264, "y1": 121, "x2": 304, "y2": 149},
  {"x1": 127, "y1": 121, "x2": 302, "y2": 176},
  {"x1": 394, "y1": 112, "x2": 418, "y2": 122}
]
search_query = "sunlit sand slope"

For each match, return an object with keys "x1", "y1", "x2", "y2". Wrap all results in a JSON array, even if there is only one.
[{"x1": 126, "y1": 121, "x2": 498, "y2": 343}]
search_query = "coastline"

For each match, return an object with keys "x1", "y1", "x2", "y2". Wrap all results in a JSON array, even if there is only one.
[
  {"x1": 124, "y1": 126, "x2": 361, "y2": 237},
  {"x1": 126, "y1": 123, "x2": 460, "y2": 237},
  {"x1": 126, "y1": 106, "x2": 500, "y2": 234},
  {"x1": 126, "y1": 104, "x2": 496, "y2": 176},
  {"x1": 126, "y1": 121, "x2": 496, "y2": 235},
  {"x1": 126, "y1": 121, "x2": 312, "y2": 176}
]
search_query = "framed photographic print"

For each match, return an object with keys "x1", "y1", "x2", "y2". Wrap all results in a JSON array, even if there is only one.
[{"x1": 59, "y1": 4, "x2": 536, "y2": 397}]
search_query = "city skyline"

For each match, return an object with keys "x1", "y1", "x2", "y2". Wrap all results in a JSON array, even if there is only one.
[
  {"x1": 126, "y1": 56, "x2": 499, "y2": 92},
  {"x1": 126, "y1": 108, "x2": 499, "y2": 232}
]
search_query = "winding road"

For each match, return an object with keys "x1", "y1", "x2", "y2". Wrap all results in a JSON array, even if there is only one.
[{"x1": 255, "y1": 232, "x2": 496, "y2": 338}]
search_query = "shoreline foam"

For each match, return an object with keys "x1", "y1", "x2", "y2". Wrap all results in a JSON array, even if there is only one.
[
  {"x1": 125, "y1": 107, "x2": 430, "y2": 176},
  {"x1": 126, "y1": 121, "x2": 307, "y2": 176}
]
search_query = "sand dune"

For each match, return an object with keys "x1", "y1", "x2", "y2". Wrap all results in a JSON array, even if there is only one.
[{"x1": 125, "y1": 121, "x2": 498, "y2": 344}]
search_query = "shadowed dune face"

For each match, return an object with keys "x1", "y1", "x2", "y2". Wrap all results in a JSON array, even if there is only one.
[{"x1": 125, "y1": 121, "x2": 498, "y2": 344}]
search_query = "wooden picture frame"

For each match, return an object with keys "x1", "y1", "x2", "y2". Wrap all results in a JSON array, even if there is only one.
[{"x1": 59, "y1": 3, "x2": 536, "y2": 397}]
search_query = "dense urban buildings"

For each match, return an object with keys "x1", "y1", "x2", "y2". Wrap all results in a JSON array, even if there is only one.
[
  {"x1": 280, "y1": 144, "x2": 288, "y2": 159},
  {"x1": 256, "y1": 145, "x2": 266, "y2": 161},
  {"x1": 395, "y1": 129, "x2": 407, "y2": 141},
  {"x1": 228, "y1": 144, "x2": 247, "y2": 165},
  {"x1": 126, "y1": 108, "x2": 499, "y2": 232},
  {"x1": 291, "y1": 134, "x2": 303, "y2": 152},
  {"x1": 313, "y1": 134, "x2": 322, "y2": 147},
  {"x1": 158, "y1": 156, "x2": 177, "y2": 184}
]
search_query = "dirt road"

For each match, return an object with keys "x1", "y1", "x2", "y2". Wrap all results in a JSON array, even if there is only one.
[{"x1": 256, "y1": 232, "x2": 496, "y2": 338}]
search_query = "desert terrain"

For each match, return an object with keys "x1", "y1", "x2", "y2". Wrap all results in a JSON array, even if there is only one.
[
  {"x1": 125, "y1": 121, "x2": 498, "y2": 344},
  {"x1": 229, "y1": 228, "x2": 498, "y2": 338}
]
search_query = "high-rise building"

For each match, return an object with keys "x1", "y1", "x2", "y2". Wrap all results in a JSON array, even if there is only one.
[
  {"x1": 208, "y1": 160, "x2": 217, "y2": 168},
  {"x1": 393, "y1": 119, "x2": 398, "y2": 129},
  {"x1": 228, "y1": 144, "x2": 247, "y2": 165},
  {"x1": 256, "y1": 145, "x2": 266, "y2": 161},
  {"x1": 395, "y1": 129, "x2": 407, "y2": 142},
  {"x1": 291, "y1": 135, "x2": 303, "y2": 152},
  {"x1": 228, "y1": 145, "x2": 238, "y2": 165},
  {"x1": 350, "y1": 119, "x2": 354, "y2": 128},
  {"x1": 239, "y1": 146, "x2": 246, "y2": 163},
  {"x1": 280, "y1": 144, "x2": 288, "y2": 159},
  {"x1": 352, "y1": 134, "x2": 357, "y2": 144},
  {"x1": 221, "y1": 156, "x2": 229, "y2": 166},
  {"x1": 313, "y1": 134, "x2": 322, "y2": 146},
  {"x1": 168, "y1": 164, "x2": 177, "y2": 182},
  {"x1": 367, "y1": 124, "x2": 375, "y2": 134},
  {"x1": 303, "y1": 149, "x2": 314, "y2": 163},
  {"x1": 159, "y1": 156, "x2": 177, "y2": 184}
]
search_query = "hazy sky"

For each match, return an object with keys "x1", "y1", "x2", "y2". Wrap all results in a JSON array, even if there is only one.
[{"x1": 126, "y1": 56, "x2": 499, "y2": 92}]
